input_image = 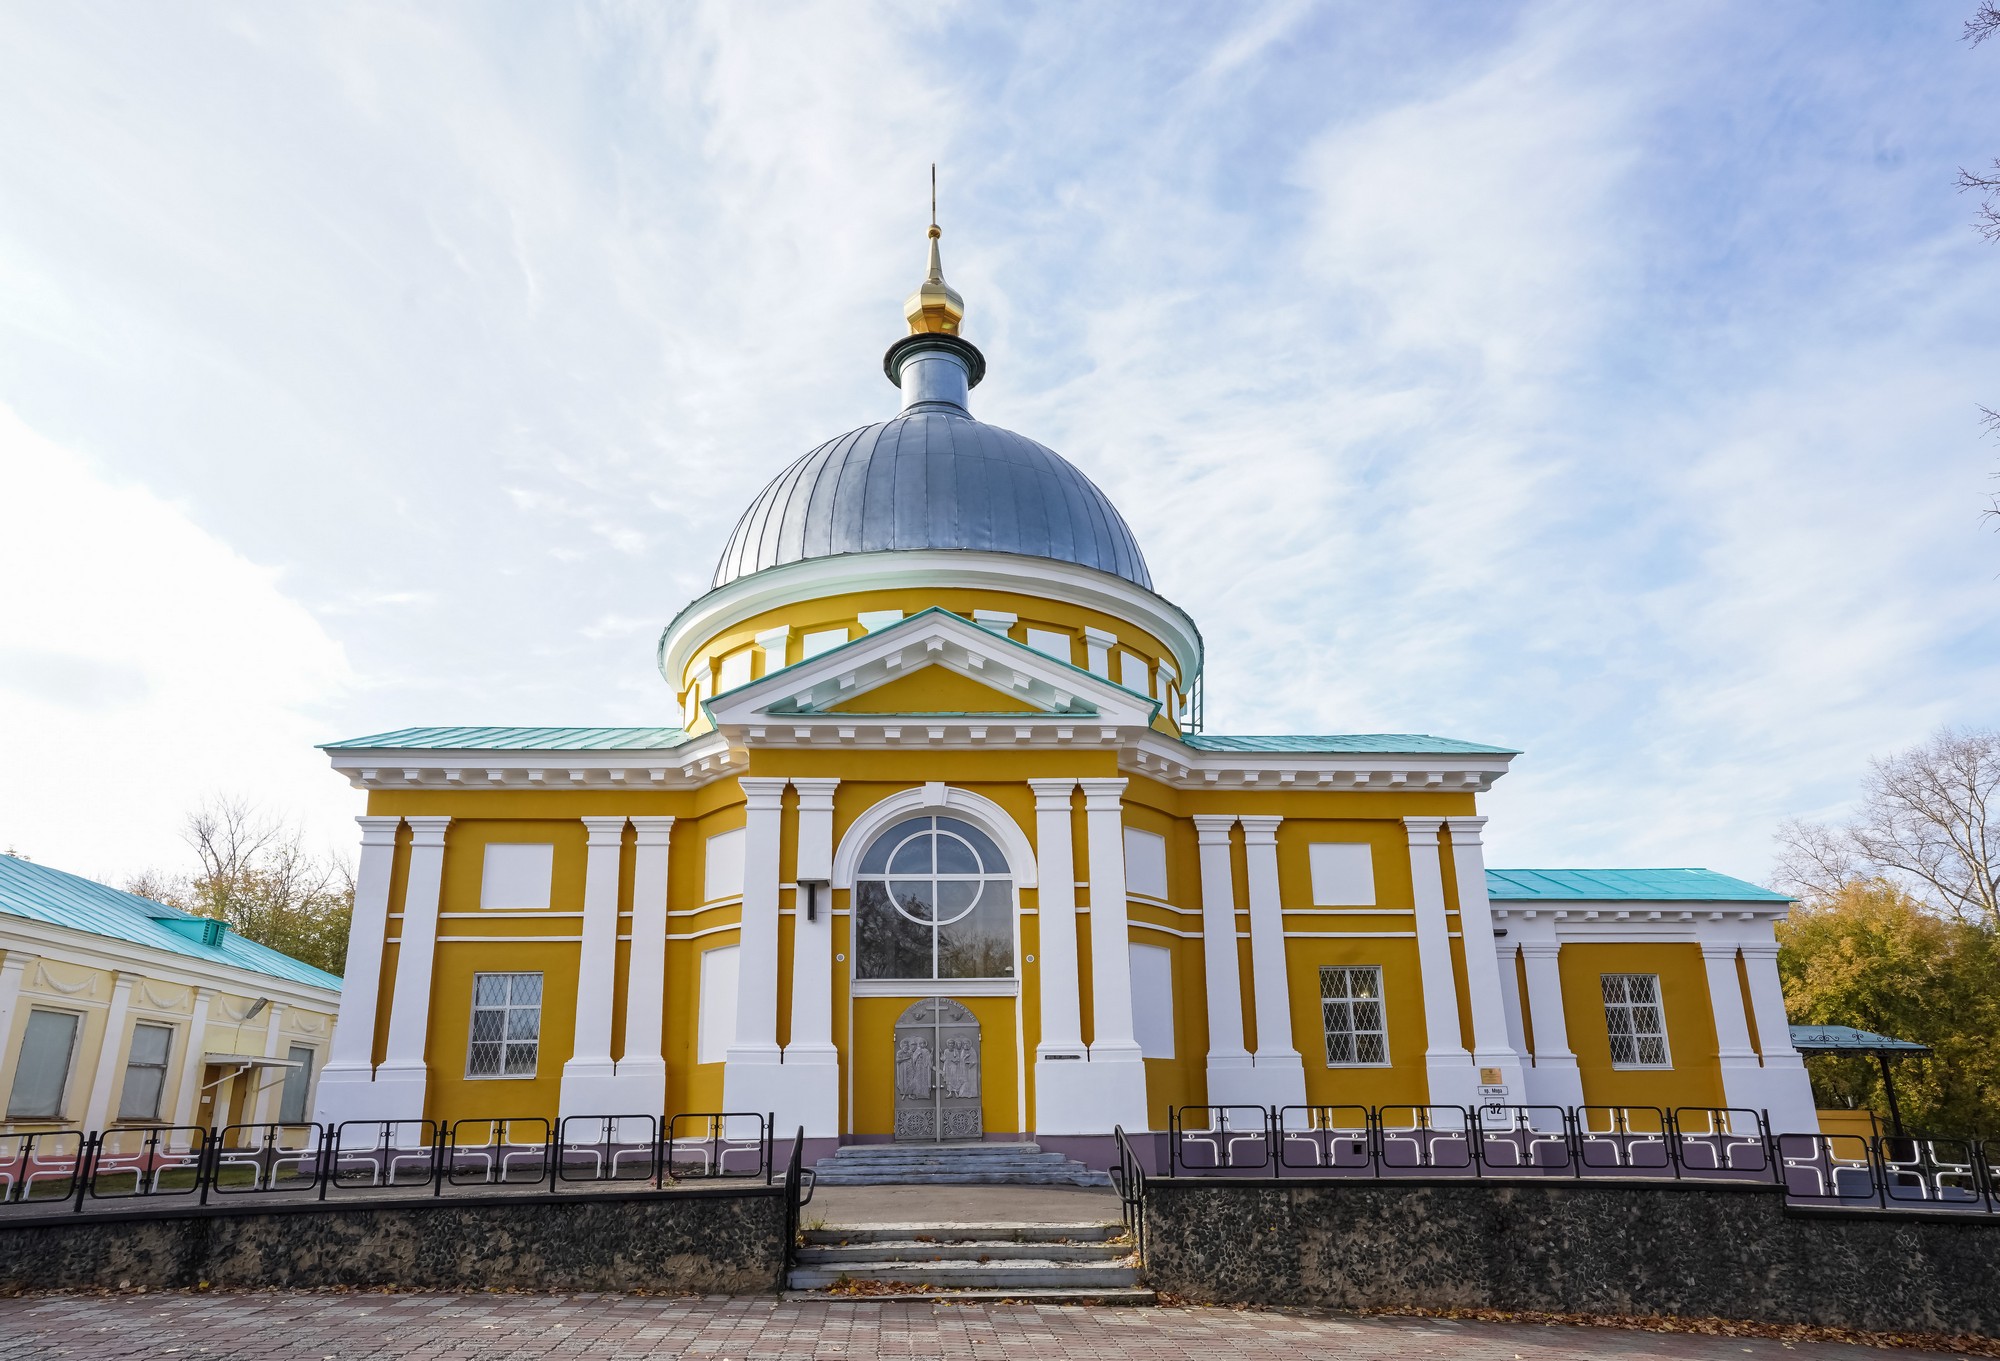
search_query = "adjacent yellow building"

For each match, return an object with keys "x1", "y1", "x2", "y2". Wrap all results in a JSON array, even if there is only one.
[
  {"x1": 0, "y1": 855, "x2": 340, "y2": 1138},
  {"x1": 314, "y1": 226, "x2": 1818, "y2": 1159}
]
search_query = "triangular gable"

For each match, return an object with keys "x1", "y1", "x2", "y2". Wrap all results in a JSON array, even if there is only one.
[
  {"x1": 823, "y1": 664, "x2": 1045, "y2": 715},
  {"x1": 704, "y1": 606, "x2": 1160, "y2": 729}
]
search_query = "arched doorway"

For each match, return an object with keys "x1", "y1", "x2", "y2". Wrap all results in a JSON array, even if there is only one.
[{"x1": 893, "y1": 998, "x2": 982, "y2": 1141}]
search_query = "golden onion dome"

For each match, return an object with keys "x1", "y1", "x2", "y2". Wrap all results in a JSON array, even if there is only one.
[{"x1": 903, "y1": 224, "x2": 964, "y2": 335}]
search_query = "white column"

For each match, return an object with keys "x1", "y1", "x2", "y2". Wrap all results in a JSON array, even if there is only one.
[
  {"x1": 375, "y1": 815, "x2": 451, "y2": 1119},
  {"x1": 1194, "y1": 815, "x2": 1256, "y2": 1106},
  {"x1": 616, "y1": 816, "x2": 675, "y2": 1122},
  {"x1": 1444, "y1": 818, "x2": 1528, "y2": 1110},
  {"x1": 1404, "y1": 818, "x2": 1478, "y2": 1110},
  {"x1": 82, "y1": 973, "x2": 135, "y2": 1131},
  {"x1": 1516, "y1": 930, "x2": 1585, "y2": 1109},
  {"x1": 1495, "y1": 941, "x2": 1529, "y2": 1053},
  {"x1": 1078, "y1": 778, "x2": 1149, "y2": 1131},
  {"x1": 1238, "y1": 816, "x2": 1307, "y2": 1110},
  {"x1": 560, "y1": 816, "x2": 629, "y2": 1120},
  {"x1": 171, "y1": 986, "x2": 216, "y2": 1138},
  {"x1": 785, "y1": 778, "x2": 841, "y2": 1137},
  {"x1": 1701, "y1": 940, "x2": 1774, "y2": 1121},
  {"x1": 1738, "y1": 940, "x2": 1819, "y2": 1134},
  {"x1": 723, "y1": 778, "x2": 789, "y2": 1120},
  {"x1": 1030, "y1": 780, "x2": 1094, "y2": 1133},
  {"x1": 315, "y1": 816, "x2": 400, "y2": 1125},
  {"x1": 251, "y1": 1003, "x2": 289, "y2": 1124}
]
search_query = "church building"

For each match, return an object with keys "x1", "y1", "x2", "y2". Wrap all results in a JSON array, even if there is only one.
[{"x1": 313, "y1": 223, "x2": 1819, "y2": 1159}]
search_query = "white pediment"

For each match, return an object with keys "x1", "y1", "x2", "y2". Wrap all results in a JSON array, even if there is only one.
[{"x1": 703, "y1": 607, "x2": 1161, "y2": 730}]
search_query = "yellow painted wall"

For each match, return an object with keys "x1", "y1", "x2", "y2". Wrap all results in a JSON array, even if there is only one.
[
  {"x1": 1558, "y1": 941, "x2": 1728, "y2": 1115},
  {"x1": 825, "y1": 665, "x2": 1045, "y2": 714}
]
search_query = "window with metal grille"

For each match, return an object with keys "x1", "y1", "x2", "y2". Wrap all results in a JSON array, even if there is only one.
[
  {"x1": 1601, "y1": 973, "x2": 1671, "y2": 1067},
  {"x1": 1320, "y1": 966, "x2": 1389, "y2": 1066},
  {"x1": 467, "y1": 973, "x2": 542, "y2": 1078},
  {"x1": 116, "y1": 1022, "x2": 174, "y2": 1122}
]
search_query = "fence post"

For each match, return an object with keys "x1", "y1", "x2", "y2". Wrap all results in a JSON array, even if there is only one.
[
  {"x1": 547, "y1": 1122, "x2": 559, "y2": 1194},
  {"x1": 317, "y1": 1124, "x2": 333, "y2": 1201},
  {"x1": 432, "y1": 1123, "x2": 446, "y2": 1198},
  {"x1": 1268, "y1": 1106, "x2": 1281, "y2": 1177},
  {"x1": 1566, "y1": 1107, "x2": 1581, "y2": 1179},
  {"x1": 71, "y1": 1132, "x2": 96, "y2": 1214},
  {"x1": 765, "y1": 1113, "x2": 775, "y2": 1186}
]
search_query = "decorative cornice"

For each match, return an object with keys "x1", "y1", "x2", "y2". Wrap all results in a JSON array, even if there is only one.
[{"x1": 658, "y1": 549, "x2": 1204, "y2": 688}]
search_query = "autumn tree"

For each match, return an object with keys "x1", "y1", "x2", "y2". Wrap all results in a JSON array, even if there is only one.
[
  {"x1": 1777, "y1": 880, "x2": 2000, "y2": 1138},
  {"x1": 129, "y1": 800, "x2": 353, "y2": 976}
]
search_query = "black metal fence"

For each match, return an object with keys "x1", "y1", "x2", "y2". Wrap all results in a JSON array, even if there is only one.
[
  {"x1": 0, "y1": 1111, "x2": 779, "y2": 1212},
  {"x1": 1164, "y1": 1104, "x2": 2000, "y2": 1213},
  {"x1": 1110, "y1": 1124, "x2": 1147, "y2": 1259}
]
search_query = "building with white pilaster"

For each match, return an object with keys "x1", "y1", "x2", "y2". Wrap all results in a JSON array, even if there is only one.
[
  {"x1": 311, "y1": 223, "x2": 1821, "y2": 1159},
  {"x1": 0, "y1": 855, "x2": 339, "y2": 1138}
]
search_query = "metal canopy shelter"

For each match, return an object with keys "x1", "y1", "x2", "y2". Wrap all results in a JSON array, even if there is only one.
[{"x1": 1789, "y1": 1024, "x2": 1932, "y2": 1136}]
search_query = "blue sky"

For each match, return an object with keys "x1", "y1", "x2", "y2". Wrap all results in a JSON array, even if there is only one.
[{"x1": 0, "y1": 1, "x2": 1995, "y2": 885}]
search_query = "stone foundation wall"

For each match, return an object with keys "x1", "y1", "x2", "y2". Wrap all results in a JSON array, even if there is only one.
[
  {"x1": 1145, "y1": 1177, "x2": 2000, "y2": 1337},
  {"x1": 0, "y1": 1187, "x2": 785, "y2": 1294}
]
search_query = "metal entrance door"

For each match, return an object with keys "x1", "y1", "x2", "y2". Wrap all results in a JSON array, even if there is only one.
[{"x1": 892, "y1": 998, "x2": 982, "y2": 1142}]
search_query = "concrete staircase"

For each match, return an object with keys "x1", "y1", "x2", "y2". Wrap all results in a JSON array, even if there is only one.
[
  {"x1": 784, "y1": 1222, "x2": 1151, "y2": 1304},
  {"x1": 810, "y1": 1141, "x2": 1111, "y2": 1187}
]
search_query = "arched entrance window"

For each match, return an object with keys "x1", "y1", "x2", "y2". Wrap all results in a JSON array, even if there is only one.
[{"x1": 854, "y1": 816, "x2": 1014, "y2": 981}]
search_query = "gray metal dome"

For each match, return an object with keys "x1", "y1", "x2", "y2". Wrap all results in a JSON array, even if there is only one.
[{"x1": 713, "y1": 409, "x2": 1154, "y2": 590}]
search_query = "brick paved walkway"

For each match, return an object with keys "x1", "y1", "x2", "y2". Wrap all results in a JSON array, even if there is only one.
[{"x1": 0, "y1": 1291, "x2": 1905, "y2": 1359}]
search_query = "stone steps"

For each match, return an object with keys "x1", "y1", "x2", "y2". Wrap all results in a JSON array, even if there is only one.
[
  {"x1": 810, "y1": 1141, "x2": 1110, "y2": 1187},
  {"x1": 786, "y1": 1221, "x2": 1149, "y2": 1303}
]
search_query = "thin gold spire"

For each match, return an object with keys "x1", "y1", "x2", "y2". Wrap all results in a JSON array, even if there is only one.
[{"x1": 905, "y1": 162, "x2": 964, "y2": 335}]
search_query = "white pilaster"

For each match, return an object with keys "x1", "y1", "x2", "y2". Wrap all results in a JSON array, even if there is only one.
[
  {"x1": 1077, "y1": 778, "x2": 1149, "y2": 1131},
  {"x1": 1029, "y1": 780, "x2": 1095, "y2": 1133},
  {"x1": 1443, "y1": 818, "x2": 1528, "y2": 1110},
  {"x1": 722, "y1": 778, "x2": 789, "y2": 1120},
  {"x1": 1081, "y1": 627, "x2": 1115, "y2": 679},
  {"x1": 615, "y1": 816, "x2": 675, "y2": 1124},
  {"x1": 1237, "y1": 816, "x2": 1307, "y2": 1110},
  {"x1": 83, "y1": 973, "x2": 135, "y2": 1131},
  {"x1": 0, "y1": 951, "x2": 35, "y2": 1076},
  {"x1": 1701, "y1": 941, "x2": 1775, "y2": 1121},
  {"x1": 756, "y1": 626, "x2": 791, "y2": 677},
  {"x1": 251, "y1": 1003, "x2": 289, "y2": 1124},
  {"x1": 315, "y1": 816, "x2": 401, "y2": 1125},
  {"x1": 375, "y1": 815, "x2": 451, "y2": 1120},
  {"x1": 560, "y1": 817, "x2": 630, "y2": 1121},
  {"x1": 1193, "y1": 815, "x2": 1258, "y2": 1106},
  {"x1": 1516, "y1": 931, "x2": 1586, "y2": 1109},
  {"x1": 1738, "y1": 940, "x2": 1819, "y2": 1134},
  {"x1": 1404, "y1": 818, "x2": 1479, "y2": 1110},
  {"x1": 785, "y1": 777, "x2": 842, "y2": 1137},
  {"x1": 171, "y1": 987, "x2": 215, "y2": 1139}
]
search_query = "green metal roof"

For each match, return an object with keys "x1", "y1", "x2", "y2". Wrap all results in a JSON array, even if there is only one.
[
  {"x1": 1789, "y1": 1024, "x2": 1930, "y2": 1055},
  {"x1": 1484, "y1": 868, "x2": 1789, "y2": 902},
  {"x1": 321, "y1": 726, "x2": 690, "y2": 751},
  {"x1": 1182, "y1": 733, "x2": 1518, "y2": 755},
  {"x1": 0, "y1": 855, "x2": 342, "y2": 992}
]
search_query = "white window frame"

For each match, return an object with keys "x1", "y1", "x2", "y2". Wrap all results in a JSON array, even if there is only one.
[
  {"x1": 116, "y1": 1021, "x2": 175, "y2": 1123},
  {"x1": 466, "y1": 972, "x2": 544, "y2": 1080},
  {"x1": 1601, "y1": 972, "x2": 1672, "y2": 1069},
  {"x1": 278, "y1": 1044, "x2": 316, "y2": 1124},
  {"x1": 1320, "y1": 965, "x2": 1390, "y2": 1067}
]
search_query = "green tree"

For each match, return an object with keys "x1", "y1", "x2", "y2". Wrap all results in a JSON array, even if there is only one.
[
  {"x1": 1777, "y1": 880, "x2": 2000, "y2": 1138},
  {"x1": 129, "y1": 799, "x2": 352, "y2": 977}
]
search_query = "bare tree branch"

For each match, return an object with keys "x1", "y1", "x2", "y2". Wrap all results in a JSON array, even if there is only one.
[
  {"x1": 1844, "y1": 729, "x2": 2000, "y2": 927},
  {"x1": 1771, "y1": 818, "x2": 1866, "y2": 901},
  {"x1": 1969, "y1": 1, "x2": 2000, "y2": 45}
]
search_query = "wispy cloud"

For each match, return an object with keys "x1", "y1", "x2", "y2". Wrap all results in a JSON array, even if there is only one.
[{"x1": 0, "y1": 1, "x2": 1993, "y2": 881}]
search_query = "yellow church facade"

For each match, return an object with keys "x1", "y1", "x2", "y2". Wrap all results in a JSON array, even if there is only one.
[{"x1": 314, "y1": 228, "x2": 1817, "y2": 1157}]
